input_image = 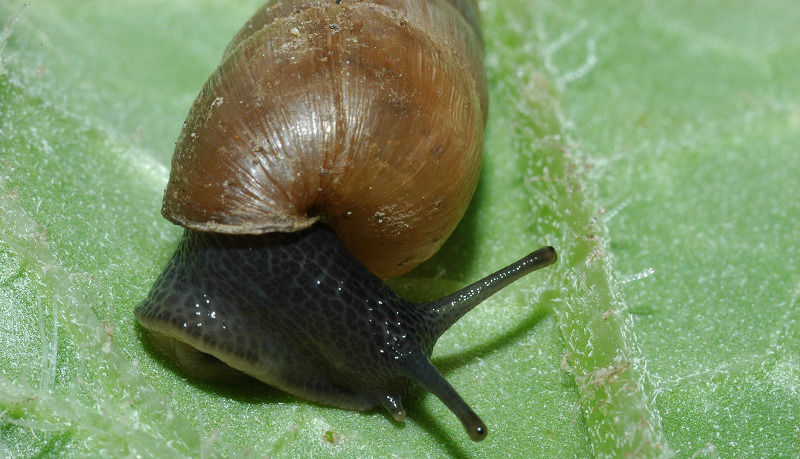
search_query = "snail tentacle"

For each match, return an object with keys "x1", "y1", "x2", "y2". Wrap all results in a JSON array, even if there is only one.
[
  {"x1": 401, "y1": 350, "x2": 488, "y2": 442},
  {"x1": 423, "y1": 246, "x2": 558, "y2": 339},
  {"x1": 380, "y1": 394, "x2": 407, "y2": 422}
]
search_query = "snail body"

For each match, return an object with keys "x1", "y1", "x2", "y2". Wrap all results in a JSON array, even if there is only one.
[
  {"x1": 136, "y1": 224, "x2": 556, "y2": 441},
  {"x1": 135, "y1": 0, "x2": 557, "y2": 442}
]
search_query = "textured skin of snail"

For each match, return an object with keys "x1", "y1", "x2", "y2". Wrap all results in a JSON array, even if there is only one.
[
  {"x1": 135, "y1": 0, "x2": 558, "y2": 442},
  {"x1": 136, "y1": 224, "x2": 556, "y2": 441}
]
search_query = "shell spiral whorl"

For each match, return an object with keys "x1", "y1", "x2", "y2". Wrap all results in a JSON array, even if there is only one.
[{"x1": 162, "y1": 0, "x2": 488, "y2": 278}]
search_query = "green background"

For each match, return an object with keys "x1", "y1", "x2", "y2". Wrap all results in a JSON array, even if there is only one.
[{"x1": 1, "y1": 0, "x2": 798, "y2": 457}]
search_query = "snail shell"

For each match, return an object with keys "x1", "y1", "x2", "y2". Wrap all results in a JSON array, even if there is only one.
[
  {"x1": 163, "y1": 0, "x2": 488, "y2": 278},
  {"x1": 135, "y1": 0, "x2": 558, "y2": 442}
]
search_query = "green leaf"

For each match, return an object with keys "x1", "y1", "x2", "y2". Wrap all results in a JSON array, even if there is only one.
[{"x1": 1, "y1": 0, "x2": 798, "y2": 457}]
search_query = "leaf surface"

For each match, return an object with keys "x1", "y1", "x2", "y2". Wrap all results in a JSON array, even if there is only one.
[{"x1": 1, "y1": 0, "x2": 798, "y2": 457}]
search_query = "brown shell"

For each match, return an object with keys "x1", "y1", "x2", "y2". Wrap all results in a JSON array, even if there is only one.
[{"x1": 162, "y1": 0, "x2": 487, "y2": 278}]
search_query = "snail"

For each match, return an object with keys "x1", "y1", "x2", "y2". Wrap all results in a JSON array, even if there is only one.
[{"x1": 134, "y1": 0, "x2": 557, "y2": 442}]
